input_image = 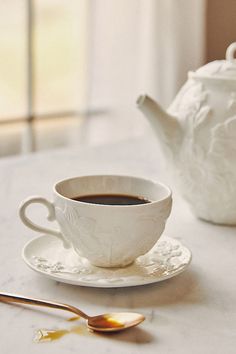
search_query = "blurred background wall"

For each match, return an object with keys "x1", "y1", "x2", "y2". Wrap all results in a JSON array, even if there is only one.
[
  {"x1": 89, "y1": 0, "x2": 236, "y2": 110},
  {"x1": 88, "y1": 0, "x2": 206, "y2": 109},
  {"x1": 207, "y1": 0, "x2": 236, "y2": 62}
]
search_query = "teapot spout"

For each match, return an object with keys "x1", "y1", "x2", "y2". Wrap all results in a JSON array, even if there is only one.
[{"x1": 137, "y1": 95, "x2": 182, "y2": 154}]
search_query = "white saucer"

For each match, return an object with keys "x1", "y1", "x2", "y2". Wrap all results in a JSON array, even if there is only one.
[{"x1": 22, "y1": 235, "x2": 192, "y2": 288}]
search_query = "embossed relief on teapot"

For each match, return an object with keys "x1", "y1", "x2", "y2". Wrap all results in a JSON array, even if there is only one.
[
  {"x1": 227, "y1": 91, "x2": 236, "y2": 111},
  {"x1": 167, "y1": 79, "x2": 236, "y2": 224},
  {"x1": 168, "y1": 80, "x2": 212, "y2": 140}
]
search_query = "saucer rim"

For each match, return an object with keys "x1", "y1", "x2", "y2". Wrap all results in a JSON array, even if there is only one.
[{"x1": 22, "y1": 235, "x2": 192, "y2": 288}]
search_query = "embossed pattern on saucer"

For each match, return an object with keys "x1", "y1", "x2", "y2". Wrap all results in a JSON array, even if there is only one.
[{"x1": 22, "y1": 235, "x2": 192, "y2": 288}]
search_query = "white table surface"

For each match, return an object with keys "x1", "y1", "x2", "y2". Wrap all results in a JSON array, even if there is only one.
[{"x1": 0, "y1": 136, "x2": 236, "y2": 354}]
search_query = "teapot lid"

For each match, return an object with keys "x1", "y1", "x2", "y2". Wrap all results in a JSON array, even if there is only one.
[{"x1": 190, "y1": 43, "x2": 236, "y2": 80}]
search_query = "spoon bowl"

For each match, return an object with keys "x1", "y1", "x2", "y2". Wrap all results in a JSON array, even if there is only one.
[
  {"x1": 0, "y1": 292, "x2": 145, "y2": 333},
  {"x1": 87, "y1": 312, "x2": 145, "y2": 332}
]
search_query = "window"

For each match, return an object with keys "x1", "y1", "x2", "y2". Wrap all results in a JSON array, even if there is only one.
[{"x1": 0, "y1": 0, "x2": 88, "y2": 154}]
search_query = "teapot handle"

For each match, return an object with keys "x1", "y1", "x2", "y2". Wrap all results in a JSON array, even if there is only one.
[{"x1": 226, "y1": 43, "x2": 236, "y2": 62}]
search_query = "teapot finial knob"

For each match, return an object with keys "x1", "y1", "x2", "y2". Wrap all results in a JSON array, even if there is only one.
[{"x1": 226, "y1": 42, "x2": 236, "y2": 62}]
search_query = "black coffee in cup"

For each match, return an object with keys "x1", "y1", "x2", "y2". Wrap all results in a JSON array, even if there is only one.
[{"x1": 72, "y1": 194, "x2": 150, "y2": 205}]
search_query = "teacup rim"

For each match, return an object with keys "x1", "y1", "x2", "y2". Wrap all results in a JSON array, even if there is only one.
[{"x1": 53, "y1": 174, "x2": 172, "y2": 207}]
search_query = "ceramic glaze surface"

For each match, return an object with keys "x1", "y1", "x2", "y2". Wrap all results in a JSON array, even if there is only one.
[
  {"x1": 138, "y1": 42, "x2": 236, "y2": 224},
  {"x1": 22, "y1": 235, "x2": 191, "y2": 288},
  {"x1": 54, "y1": 202, "x2": 168, "y2": 267},
  {"x1": 19, "y1": 175, "x2": 172, "y2": 267}
]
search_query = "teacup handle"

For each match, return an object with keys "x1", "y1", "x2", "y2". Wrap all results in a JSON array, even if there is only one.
[{"x1": 19, "y1": 196, "x2": 69, "y2": 248}]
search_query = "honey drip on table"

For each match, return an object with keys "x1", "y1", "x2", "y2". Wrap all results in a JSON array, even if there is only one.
[
  {"x1": 34, "y1": 316, "x2": 90, "y2": 343},
  {"x1": 67, "y1": 316, "x2": 81, "y2": 322},
  {"x1": 35, "y1": 329, "x2": 69, "y2": 342},
  {"x1": 34, "y1": 315, "x2": 125, "y2": 342},
  {"x1": 34, "y1": 325, "x2": 90, "y2": 343}
]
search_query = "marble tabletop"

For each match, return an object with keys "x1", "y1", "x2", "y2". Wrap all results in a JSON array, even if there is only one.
[{"x1": 0, "y1": 136, "x2": 236, "y2": 354}]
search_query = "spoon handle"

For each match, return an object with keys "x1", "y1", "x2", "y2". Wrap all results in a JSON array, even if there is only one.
[{"x1": 0, "y1": 292, "x2": 89, "y2": 319}]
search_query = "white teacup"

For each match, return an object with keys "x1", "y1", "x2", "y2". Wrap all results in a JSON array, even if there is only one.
[{"x1": 19, "y1": 175, "x2": 172, "y2": 267}]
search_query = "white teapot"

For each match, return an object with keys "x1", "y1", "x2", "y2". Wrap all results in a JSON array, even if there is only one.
[{"x1": 137, "y1": 43, "x2": 236, "y2": 225}]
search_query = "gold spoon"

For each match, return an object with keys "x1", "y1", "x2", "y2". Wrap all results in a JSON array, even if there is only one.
[{"x1": 0, "y1": 292, "x2": 145, "y2": 332}]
